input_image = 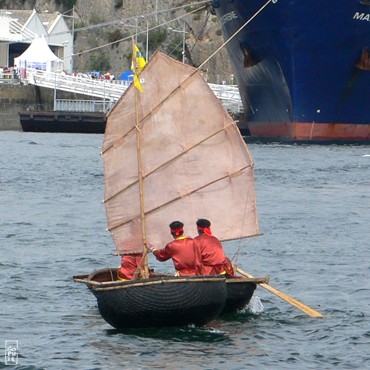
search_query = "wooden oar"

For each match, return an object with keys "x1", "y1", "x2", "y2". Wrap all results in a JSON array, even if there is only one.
[{"x1": 236, "y1": 267, "x2": 324, "y2": 318}]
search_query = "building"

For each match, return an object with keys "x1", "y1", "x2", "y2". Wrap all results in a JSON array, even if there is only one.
[{"x1": 0, "y1": 9, "x2": 73, "y2": 73}]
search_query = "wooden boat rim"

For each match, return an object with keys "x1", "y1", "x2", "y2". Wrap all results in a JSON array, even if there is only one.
[
  {"x1": 227, "y1": 276, "x2": 270, "y2": 284},
  {"x1": 90, "y1": 277, "x2": 226, "y2": 291},
  {"x1": 73, "y1": 268, "x2": 269, "y2": 290},
  {"x1": 73, "y1": 267, "x2": 227, "y2": 291}
]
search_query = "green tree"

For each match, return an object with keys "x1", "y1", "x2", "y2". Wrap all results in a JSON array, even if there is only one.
[
  {"x1": 107, "y1": 29, "x2": 124, "y2": 48},
  {"x1": 55, "y1": 0, "x2": 77, "y2": 10},
  {"x1": 148, "y1": 28, "x2": 167, "y2": 53},
  {"x1": 89, "y1": 52, "x2": 110, "y2": 72}
]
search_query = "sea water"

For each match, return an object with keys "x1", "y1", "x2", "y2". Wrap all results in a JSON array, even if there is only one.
[{"x1": 1, "y1": 131, "x2": 369, "y2": 369}]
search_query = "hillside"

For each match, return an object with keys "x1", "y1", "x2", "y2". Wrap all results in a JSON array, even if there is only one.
[{"x1": 1, "y1": 0, "x2": 234, "y2": 83}]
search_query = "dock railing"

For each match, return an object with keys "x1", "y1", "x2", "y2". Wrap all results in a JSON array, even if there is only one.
[{"x1": 20, "y1": 69, "x2": 243, "y2": 114}]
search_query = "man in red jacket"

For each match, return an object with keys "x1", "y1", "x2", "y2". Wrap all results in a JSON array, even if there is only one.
[
  {"x1": 147, "y1": 221, "x2": 198, "y2": 276},
  {"x1": 117, "y1": 253, "x2": 143, "y2": 280},
  {"x1": 194, "y1": 218, "x2": 235, "y2": 276}
]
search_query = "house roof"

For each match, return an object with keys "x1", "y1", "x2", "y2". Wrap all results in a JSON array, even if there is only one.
[
  {"x1": 38, "y1": 12, "x2": 59, "y2": 32},
  {"x1": 2, "y1": 10, "x2": 34, "y2": 25}
]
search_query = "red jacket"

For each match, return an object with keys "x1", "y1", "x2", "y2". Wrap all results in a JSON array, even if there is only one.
[
  {"x1": 194, "y1": 234, "x2": 234, "y2": 276},
  {"x1": 117, "y1": 254, "x2": 143, "y2": 280},
  {"x1": 153, "y1": 236, "x2": 198, "y2": 276}
]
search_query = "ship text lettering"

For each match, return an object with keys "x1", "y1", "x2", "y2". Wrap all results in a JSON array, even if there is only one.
[
  {"x1": 220, "y1": 11, "x2": 238, "y2": 25},
  {"x1": 353, "y1": 12, "x2": 370, "y2": 21}
]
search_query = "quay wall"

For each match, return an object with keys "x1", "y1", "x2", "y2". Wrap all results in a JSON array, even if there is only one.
[
  {"x1": 0, "y1": 84, "x2": 42, "y2": 131},
  {"x1": 0, "y1": 84, "x2": 92, "y2": 131}
]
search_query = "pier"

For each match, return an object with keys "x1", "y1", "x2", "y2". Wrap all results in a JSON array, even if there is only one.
[
  {"x1": 19, "y1": 111, "x2": 106, "y2": 133},
  {"x1": 1, "y1": 69, "x2": 243, "y2": 133}
]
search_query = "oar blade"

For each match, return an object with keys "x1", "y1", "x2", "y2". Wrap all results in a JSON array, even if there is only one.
[{"x1": 236, "y1": 268, "x2": 324, "y2": 318}]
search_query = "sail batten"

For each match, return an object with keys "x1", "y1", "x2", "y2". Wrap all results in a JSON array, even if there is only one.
[
  {"x1": 107, "y1": 163, "x2": 253, "y2": 233},
  {"x1": 103, "y1": 52, "x2": 259, "y2": 255},
  {"x1": 101, "y1": 126, "x2": 136, "y2": 155}
]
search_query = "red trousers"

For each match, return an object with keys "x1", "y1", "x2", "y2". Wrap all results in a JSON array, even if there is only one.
[{"x1": 117, "y1": 254, "x2": 143, "y2": 280}]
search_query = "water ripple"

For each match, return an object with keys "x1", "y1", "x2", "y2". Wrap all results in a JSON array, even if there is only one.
[{"x1": 1, "y1": 134, "x2": 369, "y2": 369}]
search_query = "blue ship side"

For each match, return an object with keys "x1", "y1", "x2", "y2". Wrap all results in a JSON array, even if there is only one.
[{"x1": 212, "y1": 0, "x2": 370, "y2": 142}]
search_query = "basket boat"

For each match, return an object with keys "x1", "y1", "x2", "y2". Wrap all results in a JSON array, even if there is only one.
[
  {"x1": 74, "y1": 268, "x2": 227, "y2": 329},
  {"x1": 75, "y1": 269, "x2": 269, "y2": 324}
]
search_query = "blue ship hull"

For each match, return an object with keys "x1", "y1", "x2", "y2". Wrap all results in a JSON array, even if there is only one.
[{"x1": 212, "y1": 0, "x2": 370, "y2": 142}]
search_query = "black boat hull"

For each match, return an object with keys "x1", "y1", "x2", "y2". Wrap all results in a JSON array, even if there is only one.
[
  {"x1": 223, "y1": 278, "x2": 257, "y2": 314},
  {"x1": 19, "y1": 111, "x2": 106, "y2": 133},
  {"x1": 76, "y1": 268, "x2": 227, "y2": 329}
]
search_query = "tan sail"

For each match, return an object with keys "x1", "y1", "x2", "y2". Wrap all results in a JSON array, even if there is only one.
[{"x1": 102, "y1": 52, "x2": 259, "y2": 255}]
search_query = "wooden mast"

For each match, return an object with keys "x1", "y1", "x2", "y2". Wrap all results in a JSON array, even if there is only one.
[{"x1": 132, "y1": 39, "x2": 149, "y2": 278}]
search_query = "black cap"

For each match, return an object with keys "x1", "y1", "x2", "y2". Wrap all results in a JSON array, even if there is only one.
[
  {"x1": 196, "y1": 219, "x2": 211, "y2": 228},
  {"x1": 169, "y1": 221, "x2": 184, "y2": 229}
]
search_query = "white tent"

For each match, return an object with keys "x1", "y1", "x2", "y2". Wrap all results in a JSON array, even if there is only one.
[{"x1": 14, "y1": 35, "x2": 63, "y2": 72}]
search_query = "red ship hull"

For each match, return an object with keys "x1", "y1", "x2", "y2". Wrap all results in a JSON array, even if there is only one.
[{"x1": 246, "y1": 122, "x2": 370, "y2": 143}]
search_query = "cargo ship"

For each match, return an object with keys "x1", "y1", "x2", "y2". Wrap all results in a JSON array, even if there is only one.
[{"x1": 211, "y1": 0, "x2": 370, "y2": 142}]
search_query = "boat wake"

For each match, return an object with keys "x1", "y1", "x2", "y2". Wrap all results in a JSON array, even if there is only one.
[
  {"x1": 244, "y1": 296, "x2": 264, "y2": 314},
  {"x1": 107, "y1": 325, "x2": 229, "y2": 342}
]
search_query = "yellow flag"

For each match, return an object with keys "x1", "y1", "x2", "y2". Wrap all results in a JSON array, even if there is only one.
[
  {"x1": 133, "y1": 74, "x2": 144, "y2": 92},
  {"x1": 131, "y1": 42, "x2": 146, "y2": 92}
]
